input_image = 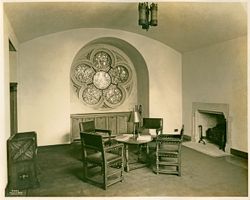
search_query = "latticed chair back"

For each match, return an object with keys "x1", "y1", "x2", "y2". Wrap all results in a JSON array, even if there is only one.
[
  {"x1": 140, "y1": 118, "x2": 163, "y2": 136},
  {"x1": 79, "y1": 121, "x2": 114, "y2": 146},
  {"x1": 80, "y1": 132, "x2": 124, "y2": 190},
  {"x1": 154, "y1": 125, "x2": 184, "y2": 176}
]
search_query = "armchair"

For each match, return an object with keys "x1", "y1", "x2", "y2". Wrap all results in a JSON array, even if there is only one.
[
  {"x1": 80, "y1": 132, "x2": 124, "y2": 190},
  {"x1": 79, "y1": 121, "x2": 116, "y2": 146}
]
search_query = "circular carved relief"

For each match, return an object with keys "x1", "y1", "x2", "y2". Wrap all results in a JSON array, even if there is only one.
[{"x1": 71, "y1": 44, "x2": 134, "y2": 110}]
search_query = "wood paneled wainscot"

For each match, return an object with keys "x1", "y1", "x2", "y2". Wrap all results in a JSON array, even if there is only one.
[{"x1": 71, "y1": 112, "x2": 133, "y2": 142}]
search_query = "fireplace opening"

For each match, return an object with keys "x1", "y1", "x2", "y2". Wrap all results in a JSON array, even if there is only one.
[
  {"x1": 192, "y1": 102, "x2": 230, "y2": 153},
  {"x1": 206, "y1": 117, "x2": 226, "y2": 151},
  {"x1": 197, "y1": 110, "x2": 227, "y2": 151}
]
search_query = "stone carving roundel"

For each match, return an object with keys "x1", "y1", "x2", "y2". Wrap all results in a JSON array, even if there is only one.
[{"x1": 70, "y1": 44, "x2": 134, "y2": 110}]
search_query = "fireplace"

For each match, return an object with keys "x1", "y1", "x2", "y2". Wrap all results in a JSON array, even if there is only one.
[
  {"x1": 192, "y1": 102, "x2": 231, "y2": 153},
  {"x1": 197, "y1": 111, "x2": 226, "y2": 151}
]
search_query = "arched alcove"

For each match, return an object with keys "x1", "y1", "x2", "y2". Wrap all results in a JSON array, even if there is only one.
[{"x1": 74, "y1": 37, "x2": 149, "y2": 116}]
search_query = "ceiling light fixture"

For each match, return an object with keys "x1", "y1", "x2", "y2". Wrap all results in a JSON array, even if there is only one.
[{"x1": 138, "y1": 2, "x2": 158, "y2": 31}]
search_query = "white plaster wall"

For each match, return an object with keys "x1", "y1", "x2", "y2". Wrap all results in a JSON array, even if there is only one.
[
  {"x1": 146, "y1": 42, "x2": 182, "y2": 131},
  {"x1": 183, "y1": 36, "x2": 247, "y2": 152},
  {"x1": 18, "y1": 28, "x2": 182, "y2": 146}
]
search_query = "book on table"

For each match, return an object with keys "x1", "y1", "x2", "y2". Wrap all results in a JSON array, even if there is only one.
[
  {"x1": 115, "y1": 134, "x2": 132, "y2": 141},
  {"x1": 137, "y1": 135, "x2": 152, "y2": 142}
]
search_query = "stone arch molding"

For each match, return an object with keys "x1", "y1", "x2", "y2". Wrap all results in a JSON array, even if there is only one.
[{"x1": 70, "y1": 43, "x2": 136, "y2": 110}]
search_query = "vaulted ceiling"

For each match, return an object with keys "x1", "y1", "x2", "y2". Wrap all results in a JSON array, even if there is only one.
[{"x1": 4, "y1": 1, "x2": 247, "y2": 53}]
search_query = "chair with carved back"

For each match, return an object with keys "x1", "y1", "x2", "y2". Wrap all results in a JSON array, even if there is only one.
[
  {"x1": 79, "y1": 121, "x2": 116, "y2": 146},
  {"x1": 137, "y1": 118, "x2": 163, "y2": 162},
  {"x1": 80, "y1": 132, "x2": 124, "y2": 190},
  {"x1": 154, "y1": 125, "x2": 184, "y2": 176},
  {"x1": 139, "y1": 118, "x2": 163, "y2": 137}
]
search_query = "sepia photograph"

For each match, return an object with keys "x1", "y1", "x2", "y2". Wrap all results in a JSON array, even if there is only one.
[{"x1": 0, "y1": 0, "x2": 248, "y2": 198}]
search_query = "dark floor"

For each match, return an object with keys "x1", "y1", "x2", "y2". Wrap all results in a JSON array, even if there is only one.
[{"x1": 16, "y1": 142, "x2": 249, "y2": 197}]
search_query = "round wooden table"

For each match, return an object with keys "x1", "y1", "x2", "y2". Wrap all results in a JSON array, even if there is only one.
[{"x1": 115, "y1": 135, "x2": 153, "y2": 172}]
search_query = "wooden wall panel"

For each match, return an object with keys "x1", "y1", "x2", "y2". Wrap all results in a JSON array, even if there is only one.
[
  {"x1": 108, "y1": 116, "x2": 117, "y2": 135},
  {"x1": 95, "y1": 117, "x2": 107, "y2": 129},
  {"x1": 70, "y1": 112, "x2": 132, "y2": 142},
  {"x1": 71, "y1": 118, "x2": 81, "y2": 141},
  {"x1": 117, "y1": 115, "x2": 129, "y2": 134}
]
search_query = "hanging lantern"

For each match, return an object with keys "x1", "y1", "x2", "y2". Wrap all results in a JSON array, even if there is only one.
[{"x1": 138, "y1": 2, "x2": 158, "y2": 31}]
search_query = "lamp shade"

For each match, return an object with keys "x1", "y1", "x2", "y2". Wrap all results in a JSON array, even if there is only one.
[{"x1": 133, "y1": 110, "x2": 140, "y2": 123}]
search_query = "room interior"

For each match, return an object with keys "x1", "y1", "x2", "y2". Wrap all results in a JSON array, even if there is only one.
[{"x1": 0, "y1": 1, "x2": 248, "y2": 198}]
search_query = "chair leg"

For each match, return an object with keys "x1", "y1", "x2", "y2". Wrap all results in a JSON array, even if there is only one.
[
  {"x1": 83, "y1": 163, "x2": 88, "y2": 180},
  {"x1": 155, "y1": 143, "x2": 159, "y2": 174},
  {"x1": 103, "y1": 164, "x2": 108, "y2": 190},
  {"x1": 120, "y1": 161, "x2": 124, "y2": 182},
  {"x1": 156, "y1": 155, "x2": 159, "y2": 174},
  {"x1": 178, "y1": 155, "x2": 181, "y2": 176},
  {"x1": 178, "y1": 162, "x2": 181, "y2": 176}
]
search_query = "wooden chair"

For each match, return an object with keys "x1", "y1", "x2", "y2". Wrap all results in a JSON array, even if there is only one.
[
  {"x1": 137, "y1": 118, "x2": 163, "y2": 161},
  {"x1": 80, "y1": 132, "x2": 124, "y2": 190},
  {"x1": 79, "y1": 121, "x2": 116, "y2": 146},
  {"x1": 139, "y1": 118, "x2": 163, "y2": 137},
  {"x1": 154, "y1": 125, "x2": 184, "y2": 176}
]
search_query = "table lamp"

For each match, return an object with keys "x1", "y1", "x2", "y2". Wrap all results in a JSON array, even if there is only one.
[{"x1": 133, "y1": 110, "x2": 140, "y2": 139}]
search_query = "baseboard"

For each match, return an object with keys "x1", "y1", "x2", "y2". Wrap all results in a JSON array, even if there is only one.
[
  {"x1": 183, "y1": 134, "x2": 191, "y2": 141},
  {"x1": 72, "y1": 138, "x2": 81, "y2": 143},
  {"x1": 230, "y1": 148, "x2": 248, "y2": 159},
  {"x1": 38, "y1": 143, "x2": 71, "y2": 152}
]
